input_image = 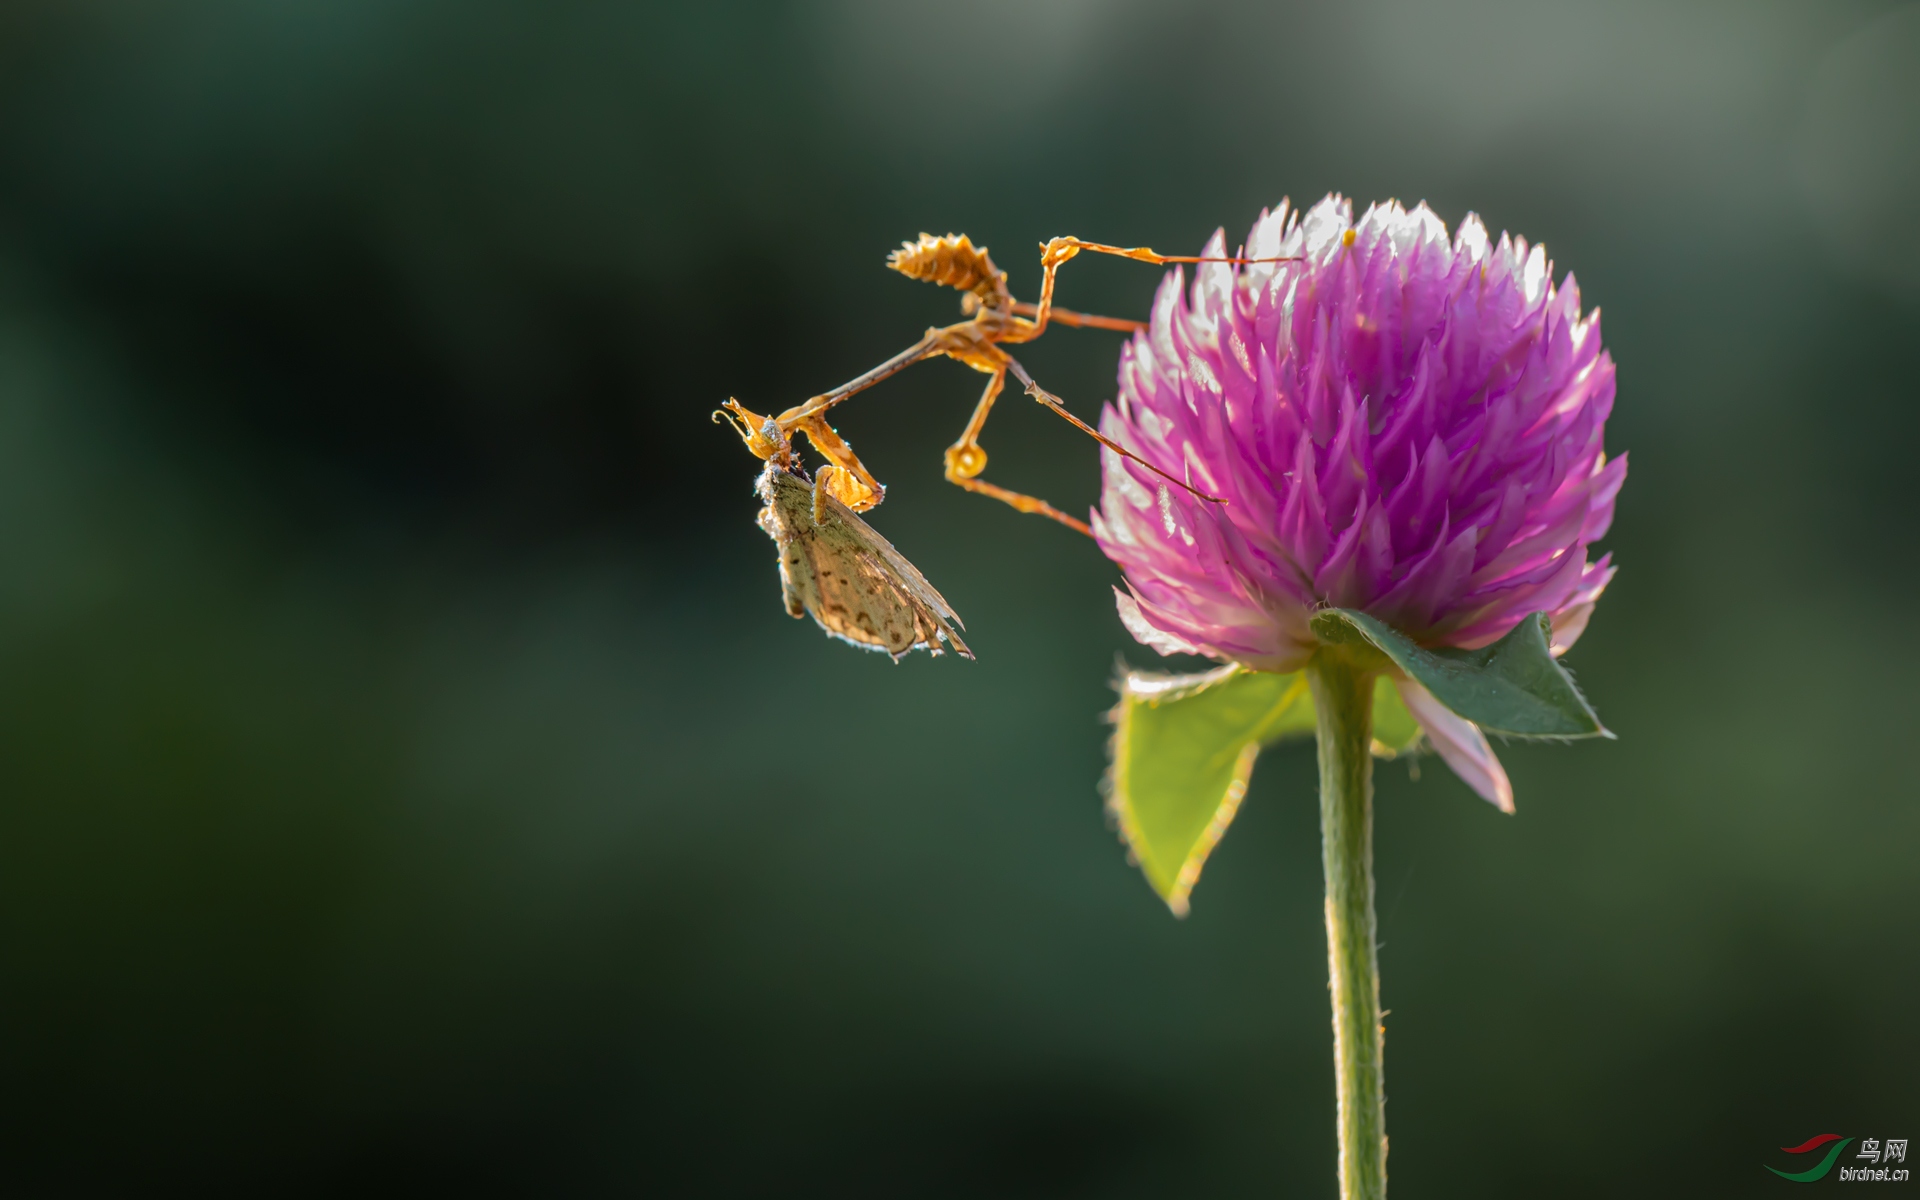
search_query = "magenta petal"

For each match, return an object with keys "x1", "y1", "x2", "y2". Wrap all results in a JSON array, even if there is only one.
[
  {"x1": 1550, "y1": 602, "x2": 1596, "y2": 656},
  {"x1": 1395, "y1": 678, "x2": 1515, "y2": 812},
  {"x1": 1113, "y1": 588, "x2": 1201, "y2": 657}
]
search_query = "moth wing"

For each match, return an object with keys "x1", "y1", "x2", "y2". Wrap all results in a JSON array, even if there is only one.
[
  {"x1": 805, "y1": 525, "x2": 944, "y2": 659},
  {"x1": 757, "y1": 465, "x2": 971, "y2": 660},
  {"x1": 758, "y1": 480, "x2": 813, "y2": 620},
  {"x1": 815, "y1": 489, "x2": 968, "y2": 640}
]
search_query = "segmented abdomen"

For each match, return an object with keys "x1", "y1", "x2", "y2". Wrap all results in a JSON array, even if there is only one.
[{"x1": 887, "y1": 233, "x2": 1012, "y2": 308}]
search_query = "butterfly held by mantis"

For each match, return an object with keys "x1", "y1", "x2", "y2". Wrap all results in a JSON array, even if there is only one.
[{"x1": 748, "y1": 415, "x2": 970, "y2": 662}]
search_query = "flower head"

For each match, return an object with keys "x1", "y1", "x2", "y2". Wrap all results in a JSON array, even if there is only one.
[
  {"x1": 1097, "y1": 195, "x2": 1623, "y2": 673},
  {"x1": 1094, "y1": 197, "x2": 1624, "y2": 808}
]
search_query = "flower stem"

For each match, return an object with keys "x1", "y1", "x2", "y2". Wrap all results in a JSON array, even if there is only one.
[{"x1": 1309, "y1": 655, "x2": 1387, "y2": 1200}]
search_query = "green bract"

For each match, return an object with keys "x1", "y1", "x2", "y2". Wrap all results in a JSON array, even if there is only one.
[
  {"x1": 1309, "y1": 609, "x2": 1606, "y2": 739},
  {"x1": 1108, "y1": 611, "x2": 1608, "y2": 913},
  {"x1": 1107, "y1": 666, "x2": 1421, "y2": 915}
]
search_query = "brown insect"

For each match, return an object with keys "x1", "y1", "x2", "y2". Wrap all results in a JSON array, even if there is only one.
[
  {"x1": 719, "y1": 233, "x2": 1291, "y2": 536},
  {"x1": 748, "y1": 415, "x2": 970, "y2": 661}
]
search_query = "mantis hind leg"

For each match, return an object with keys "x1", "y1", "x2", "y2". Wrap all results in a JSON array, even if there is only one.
[{"x1": 942, "y1": 360, "x2": 1094, "y2": 537}]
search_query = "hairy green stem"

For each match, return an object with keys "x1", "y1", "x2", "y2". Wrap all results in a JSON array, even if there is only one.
[{"x1": 1309, "y1": 655, "x2": 1387, "y2": 1200}]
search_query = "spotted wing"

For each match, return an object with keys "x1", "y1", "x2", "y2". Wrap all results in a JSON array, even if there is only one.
[{"x1": 758, "y1": 465, "x2": 971, "y2": 661}]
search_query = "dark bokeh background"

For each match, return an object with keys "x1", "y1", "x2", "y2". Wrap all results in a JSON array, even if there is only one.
[{"x1": 1, "y1": 1, "x2": 1915, "y2": 1195}]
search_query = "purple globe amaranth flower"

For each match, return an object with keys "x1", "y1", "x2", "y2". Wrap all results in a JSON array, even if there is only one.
[{"x1": 1094, "y1": 196, "x2": 1624, "y2": 809}]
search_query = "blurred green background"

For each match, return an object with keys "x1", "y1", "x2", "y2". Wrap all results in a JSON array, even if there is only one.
[{"x1": 0, "y1": 1, "x2": 1915, "y2": 1194}]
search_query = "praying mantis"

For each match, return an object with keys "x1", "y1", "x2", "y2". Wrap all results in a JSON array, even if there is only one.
[{"x1": 719, "y1": 232, "x2": 1291, "y2": 537}]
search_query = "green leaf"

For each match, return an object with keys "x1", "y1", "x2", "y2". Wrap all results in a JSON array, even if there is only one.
[
  {"x1": 1108, "y1": 662, "x2": 1450, "y2": 914},
  {"x1": 1310, "y1": 609, "x2": 1607, "y2": 739},
  {"x1": 1107, "y1": 665, "x2": 1313, "y2": 915}
]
